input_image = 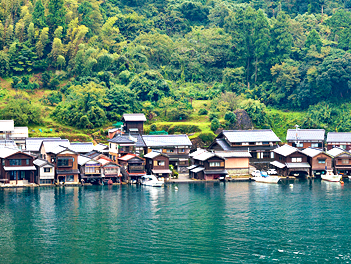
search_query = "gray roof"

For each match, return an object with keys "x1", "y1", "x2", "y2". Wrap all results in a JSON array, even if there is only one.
[
  {"x1": 142, "y1": 135, "x2": 192, "y2": 147},
  {"x1": 70, "y1": 142, "x2": 94, "y2": 153},
  {"x1": 25, "y1": 138, "x2": 62, "y2": 152},
  {"x1": 273, "y1": 144, "x2": 298, "y2": 156},
  {"x1": 0, "y1": 120, "x2": 14, "y2": 132},
  {"x1": 270, "y1": 161, "x2": 286, "y2": 169},
  {"x1": 33, "y1": 158, "x2": 54, "y2": 167},
  {"x1": 221, "y1": 130, "x2": 280, "y2": 143},
  {"x1": 0, "y1": 147, "x2": 19, "y2": 158},
  {"x1": 123, "y1": 113, "x2": 147, "y2": 122},
  {"x1": 108, "y1": 135, "x2": 136, "y2": 144},
  {"x1": 286, "y1": 162, "x2": 311, "y2": 168},
  {"x1": 134, "y1": 134, "x2": 146, "y2": 147},
  {"x1": 327, "y1": 132, "x2": 351, "y2": 143},
  {"x1": 144, "y1": 151, "x2": 164, "y2": 159},
  {"x1": 78, "y1": 155, "x2": 101, "y2": 166},
  {"x1": 326, "y1": 147, "x2": 348, "y2": 158},
  {"x1": 301, "y1": 148, "x2": 325, "y2": 158},
  {"x1": 0, "y1": 140, "x2": 18, "y2": 149},
  {"x1": 215, "y1": 151, "x2": 251, "y2": 158},
  {"x1": 286, "y1": 129, "x2": 325, "y2": 141},
  {"x1": 42, "y1": 140, "x2": 70, "y2": 153}
]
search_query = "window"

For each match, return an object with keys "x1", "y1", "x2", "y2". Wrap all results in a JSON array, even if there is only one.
[
  {"x1": 318, "y1": 159, "x2": 326, "y2": 164},
  {"x1": 242, "y1": 142, "x2": 249, "y2": 145},
  {"x1": 166, "y1": 149, "x2": 174, "y2": 153},
  {"x1": 9, "y1": 159, "x2": 21, "y2": 166},
  {"x1": 311, "y1": 143, "x2": 319, "y2": 148},
  {"x1": 26, "y1": 159, "x2": 29, "y2": 165},
  {"x1": 210, "y1": 162, "x2": 221, "y2": 167},
  {"x1": 291, "y1": 157, "x2": 302, "y2": 162},
  {"x1": 40, "y1": 179, "x2": 52, "y2": 184},
  {"x1": 179, "y1": 149, "x2": 185, "y2": 153},
  {"x1": 57, "y1": 158, "x2": 73, "y2": 167},
  {"x1": 44, "y1": 168, "x2": 51, "y2": 173},
  {"x1": 1, "y1": 159, "x2": 4, "y2": 166},
  {"x1": 342, "y1": 159, "x2": 349, "y2": 164},
  {"x1": 271, "y1": 152, "x2": 275, "y2": 159},
  {"x1": 295, "y1": 143, "x2": 303, "y2": 148},
  {"x1": 158, "y1": 161, "x2": 165, "y2": 166},
  {"x1": 256, "y1": 142, "x2": 263, "y2": 145},
  {"x1": 66, "y1": 175, "x2": 74, "y2": 182},
  {"x1": 340, "y1": 145, "x2": 347, "y2": 150}
]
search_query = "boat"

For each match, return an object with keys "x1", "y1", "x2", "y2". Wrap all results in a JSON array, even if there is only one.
[
  {"x1": 321, "y1": 170, "x2": 342, "y2": 182},
  {"x1": 141, "y1": 175, "x2": 164, "y2": 187},
  {"x1": 252, "y1": 171, "x2": 280, "y2": 184}
]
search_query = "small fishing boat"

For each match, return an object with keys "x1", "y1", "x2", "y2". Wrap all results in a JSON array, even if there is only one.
[
  {"x1": 321, "y1": 170, "x2": 342, "y2": 182},
  {"x1": 141, "y1": 175, "x2": 164, "y2": 187},
  {"x1": 252, "y1": 171, "x2": 280, "y2": 184}
]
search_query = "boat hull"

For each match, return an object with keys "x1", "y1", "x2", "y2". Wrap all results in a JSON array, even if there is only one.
[
  {"x1": 321, "y1": 176, "x2": 342, "y2": 182},
  {"x1": 142, "y1": 182, "x2": 164, "y2": 187},
  {"x1": 252, "y1": 176, "x2": 280, "y2": 184}
]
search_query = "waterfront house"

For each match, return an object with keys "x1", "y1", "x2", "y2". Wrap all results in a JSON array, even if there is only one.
[
  {"x1": 108, "y1": 134, "x2": 137, "y2": 162},
  {"x1": 96, "y1": 156, "x2": 121, "y2": 183},
  {"x1": 45, "y1": 145, "x2": 80, "y2": 184},
  {"x1": 142, "y1": 134, "x2": 192, "y2": 173},
  {"x1": 271, "y1": 144, "x2": 311, "y2": 177},
  {"x1": 33, "y1": 158, "x2": 55, "y2": 185},
  {"x1": 189, "y1": 150, "x2": 227, "y2": 180},
  {"x1": 301, "y1": 148, "x2": 333, "y2": 177},
  {"x1": 326, "y1": 132, "x2": 351, "y2": 151},
  {"x1": 144, "y1": 151, "x2": 171, "y2": 179},
  {"x1": 0, "y1": 147, "x2": 36, "y2": 185},
  {"x1": 25, "y1": 137, "x2": 62, "y2": 156},
  {"x1": 123, "y1": 113, "x2": 147, "y2": 135},
  {"x1": 215, "y1": 151, "x2": 252, "y2": 175},
  {"x1": 78, "y1": 155, "x2": 102, "y2": 184},
  {"x1": 118, "y1": 154, "x2": 146, "y2": 182},
  {"x1": 326, "y1": 147, "x2": 351, "y2": 176},
  {"x1": 69, "y1": 142, "x2": 94, "y2": 155},
  {"x1": 208, "y1": 130, "x2": 280, "y2": 169},
  {"x1": 286, "y1": 129, "x2": 325, "y2": 149},
  {"x1": 93, "y1": 143, "x2": 109, "y2": 154}
]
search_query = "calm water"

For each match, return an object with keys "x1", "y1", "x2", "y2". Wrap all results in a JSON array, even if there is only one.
[{"x1": 0, "y1": 180, "x2": 351, "y2": 263}]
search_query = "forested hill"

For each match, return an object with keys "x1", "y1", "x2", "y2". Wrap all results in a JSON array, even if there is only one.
[{"x1": 1, "y1": 0, "x2": 351, "y2": 138}]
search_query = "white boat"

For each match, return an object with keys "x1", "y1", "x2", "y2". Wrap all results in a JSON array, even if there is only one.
[
  {"x1": 321, "y1": 170, "x2": 342, "y2": 182},
  {"x1": 253, "y1": 175, "x2": 280, "y2": 184},
  {"x1": 141, "y1": 175, "x2": 164, "y2": 187}
]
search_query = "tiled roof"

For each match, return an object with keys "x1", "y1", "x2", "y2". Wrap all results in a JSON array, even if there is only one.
[
  {"x1": 118, "y1": 154, "x2": 143, "y2": 161},
  {"x1": 33, "y1": 158, "x2": 54, "y2": 167},
  {"x1": 42, "y1": 140, "x2": 70, "y2": 153},
  {"x1": 142, "y1": 134, "x2": 192, "y2": 147},
  {"x1": 0, "y1": 120, "x2": 14, "y2": 131},
  {"x1": 70, "y1": 142, "x2": 94, "y2": 153},
  {"x1": 108, "y1": 135, "x2": 136, "y2": 144},
  {"x1": 193, "y1": 152, "x2": 216, "y2": 161},
  {"x1": 25, "y1": 138, "x2": 62, "y2": 152},
  {"x1": 0, "y1": 140, "x2": 18, "y2": 149},
  {"x1": 221, "y1": 130, "x2": 280, "y2": 143},
  {"x1": 327, "y1": 132, "x2": 351, "y2": 143},
  {"x1": 286, "y1": 129, "x2": 325, "y2": 141},
  {"x1": 286, "y1": 162, "x2": 311, "y2": 168},
  {"x1": 144, "y1": 151, "x2": 163, "y2": 159},
  {"x1": 123, "y1": 113, "x2": 147, "y2": 122},
  {"x1": 301, "y1": 148, "x2": 323, "y2": 158},
  {"x1": 0, "y1": 147, "x2": 19, "y2": 158},
  {"x1": 326, "y1": 147, "x2": 348, "y2": 157},
  {"x1": 191, "y1": 167, "x2": 205, "y2": 173},
  {"x1": 270, "y1": 161, "x2": 286, "y2": 168},
  {"x1": 93, "y1": 143, "x2": 109, "y2": 152},
  {"x1": 215, "y1": 151, "x2": 252, "y2": 158},
  {"x1": 78, "y1": 155, "x2": 101, "y2": 166},
  {"x1": 273, "y1": 144, "x2": 298, "y2": 156},
  {"x1": 189, "y1": 149, "x2": 207, "y2": 157}
]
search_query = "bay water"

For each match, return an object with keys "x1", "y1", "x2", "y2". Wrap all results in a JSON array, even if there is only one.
[{"x1": 0, "y1": 180, "x2": 350, "y2": 263}]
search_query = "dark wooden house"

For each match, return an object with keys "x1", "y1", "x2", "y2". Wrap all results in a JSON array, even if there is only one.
[
  {"x1": 327, "y1": 147, "x2": 351, "y2": 177},
  {"x1": 123, "y1": 113, "x2": 146, "y2": 135},
  {"x1": 301, "y1": 148, "x2": 333, "y2": 177},
  {"x1": 78, "y1": 155, "x2": 102, "y2": 184},
  {"x1": 118, "y1": 154, "x2": 146, "y2": 182},
  {"x1": 0, "y1": 147, "x2": 36, "y2": 185},
  {"x1": 326, "y1": 132, "x2": 351, "y2": 151},
  {"x1": 144, "y1": 151, "x2": 171, "y2": 178},
  {"x1": 286, "y1": 129, "x2": 325, "y2": 149},
  {"x1": 189, "y1": 151, "x2": 227, "y2": 180}
]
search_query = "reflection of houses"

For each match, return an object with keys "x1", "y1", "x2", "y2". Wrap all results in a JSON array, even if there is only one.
[
  {"x1": 45, "y1": 146, "x2": 80, "y2": 184},
  {"x1": 123, "y1": 113, "x2": 147, "y2": 134},
  {"x1": 0, "y1": 147, "x2": 36, "y2": 185},
  {"x1": 271, "y1": 144, "x2": 310, "y2": 177},
  {"x1": 188, "y1": 150, "x2": 227, "y2": 180},
  {"x1": 118, "y1": 154, "x2": 146, "y2": 182},
  {"x1": 142, "y1": 135, "x2": 192, "y2": 173},
  {"x1": 301, "y1": 148, "x2": 333, "y2": 177},
  {"x1": 286, "y1": 129, "x2": 325, "y2": 149},
  {"x1": 208, "y1": 130, "x2": 280, "y2": 169},
  {"x1": 33, "y1": 158, "x2": 55, "y2": 185},
  {"x1": 327, "y1": 147, "x2": 351, "y2": 176},
  {"x1": 144, "y1": 151, "x2": 171, "y2": 178},
  {"x1": 78, "y1": 156, "x2": 102, "y2": 184},
  {"x1": 326, "y1": 132, "x2": 351, "y2": 151}
]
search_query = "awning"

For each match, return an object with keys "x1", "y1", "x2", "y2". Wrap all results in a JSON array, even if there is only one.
[
  {"x1": 335, "y1": 166, "x2": 351, "y2": 169},
  {"x1": 286, "y1": 162, "x2": 311, "y2": 169},
  {"x1": 270, "y1": 161, "x2": 286, "y2": 169},
  {"x1": 187, "y1": 165, "x2": 198, "y2": 170},
  {"x1": 204, "y1": 170, "x2": 228, "y2": 175},
  {"x1": 152, "y1": 169, "x2": 172, "y2": 174},
  {"x1": 4, "y1": 166, "x2": 36, "y2": 171},
  {"x1": 191, "y1": 167, "x2": 205, "y2": 173},
  {"x1": 57, "y1": 169, "x2": 80, "y2": 175}
]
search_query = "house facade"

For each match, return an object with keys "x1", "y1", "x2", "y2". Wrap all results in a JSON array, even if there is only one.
[
  {"x1": 326, "y1": 132, "x2": 351, "y2": 151},
  {"x1": 327, "y1": 148, "x2": 351, "y2": 176},
  {"x1": 123, "y1": 113, "x2": 147, "y2": 135},
  {"x1": 142, "y1": 135, "x2": 192, "y2": 173},
  {"x1": 78, "y1": 156, "x2": 102, "y2": 184},
  {"x1": 216, "y1": 151, "x2": 251, "y2": 175},
  {"x1": 271, "y1": 144, "x2": 311, "y2": 177},
  {"x1": 208, "y1": 130, "x2": 280, "y2": 169},
  {"x1": 97, "y1": 156, "x2": 121, "y2": 183},
  {"x1": 301, "y1": 148, "x2": 333, "y2": 177},
  {"x1": 144, "y1": 151, "x2": 171, "y2": 178},
  {"x1": 33, "y1": 158, "x2": 55, "y2": 185},
  {"x1": 286, "y1": 129, "x2": 325, "y2": 149},
  {"x1": 118, "y1": 154, "x2": 146, "y2": 182},
  {"x1": 108, "y1": 135, "x2": 137, "y2": 162},
  {"x1": 189, "y1": 151, "x2": 227, "y2": 180}
]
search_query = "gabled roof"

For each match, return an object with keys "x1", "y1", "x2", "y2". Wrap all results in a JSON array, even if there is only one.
[
  {"x1": 108, "y1": 134, "x2": 136, "y2": 144},
  {"x1": 25, "y1": 137, "x2": 62, "y2": 152},
  {"x1": 0, "y1": 147, "x2": 19, "y2": 158},
  {"x1": 326, "y1": 147, "x2": 350, "y2": 158},
  {"x1": 69, "y1": 142, "x2": 94, "y2": 153},
  {"x1": 301, "y1": 148, "x2": 323, "y2": 158},
  {"x1": 0, "y1": 120, "x2": 14, "y2": 132},
  {"x1": 123, "y1": 113, "x2": 147, "y2": 122},
  {"x1": 327, "y1": 132, "x2": 351, "y2": 143},
  {"x1": 144, "y1": 151, "x2": 168, "y2": 159},
  {"x1": 142, "y1": 134, "x2": 192, "y2": 147},
  {"x1": 273, "y1": 144, "x2": 299, "y2": 156},
  {"x1": 78, "y1": 155, "x2": 101, "y2": 166},
  {"x1": 33, "y1": 158, "x2": 54, "y2": 167},
  {"x1": 42, "y1": 140, "x2": 70, "y2": 153},
  {"x1": 118, "y1": 154, "x2": 144, "y2": 161},
  {"x1": 93, "y1": 143, "x2": 109, "y2": 152},
  {"x1": 220, "y1": 130, "x2": 280, "y2": 143},
  {"x1": 286, "y1": 129, "x2": 325, "y2": 141},
  {"x1": 215, "y1": 151, "x2": 251, "y2": 158},
  {"x1": 85, "y1": 150, "x2": 103, "y2": 159},
  {"x1": 0, "y1": 140, "x2": 18, "y2": 149},
  {"x1": 189, "y1": 148, "x2": 207, "y2": 157},
  {"x1": 193, "y1": 151, "x2": 216, "y2": 161},
  {"x1": 49, "y1": 145, "x2": 76, "y2": 155}
]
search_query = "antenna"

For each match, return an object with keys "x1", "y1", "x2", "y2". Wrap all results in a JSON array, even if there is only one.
[{"x1": 294, "y1": 124, "x2": 300, "y2": 145}]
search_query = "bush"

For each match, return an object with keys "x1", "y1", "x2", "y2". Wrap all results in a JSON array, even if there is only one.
[
  {"x1": 150, "y1": 124, "x2": 157, "y2": 131},
  {"x1": 198, "y1": 108, "x2": 208, "y2": 115},
  {"x1": 209, "y1": 112, "x2": 218, "y2": 121},
  {"x1": 198, "y1": 132, "x2": 216, "y2": 145},
  {"x1": 211, "y1": 118, "x2": 220, "y2": 132},
  {"x1": 168, "y1": 124, "x2": 201, "y2": 134}
]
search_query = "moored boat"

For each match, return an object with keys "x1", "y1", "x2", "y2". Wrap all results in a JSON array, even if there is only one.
[
  {"x1": 321, "y1": 170, "x2": 342, "y2": 182},
  {"x1": 252, "y1": 171, "x2": 280, "y2": 184},
  {"x1": 141, "y1": 175, "x2": 164, "y2": 187}
]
